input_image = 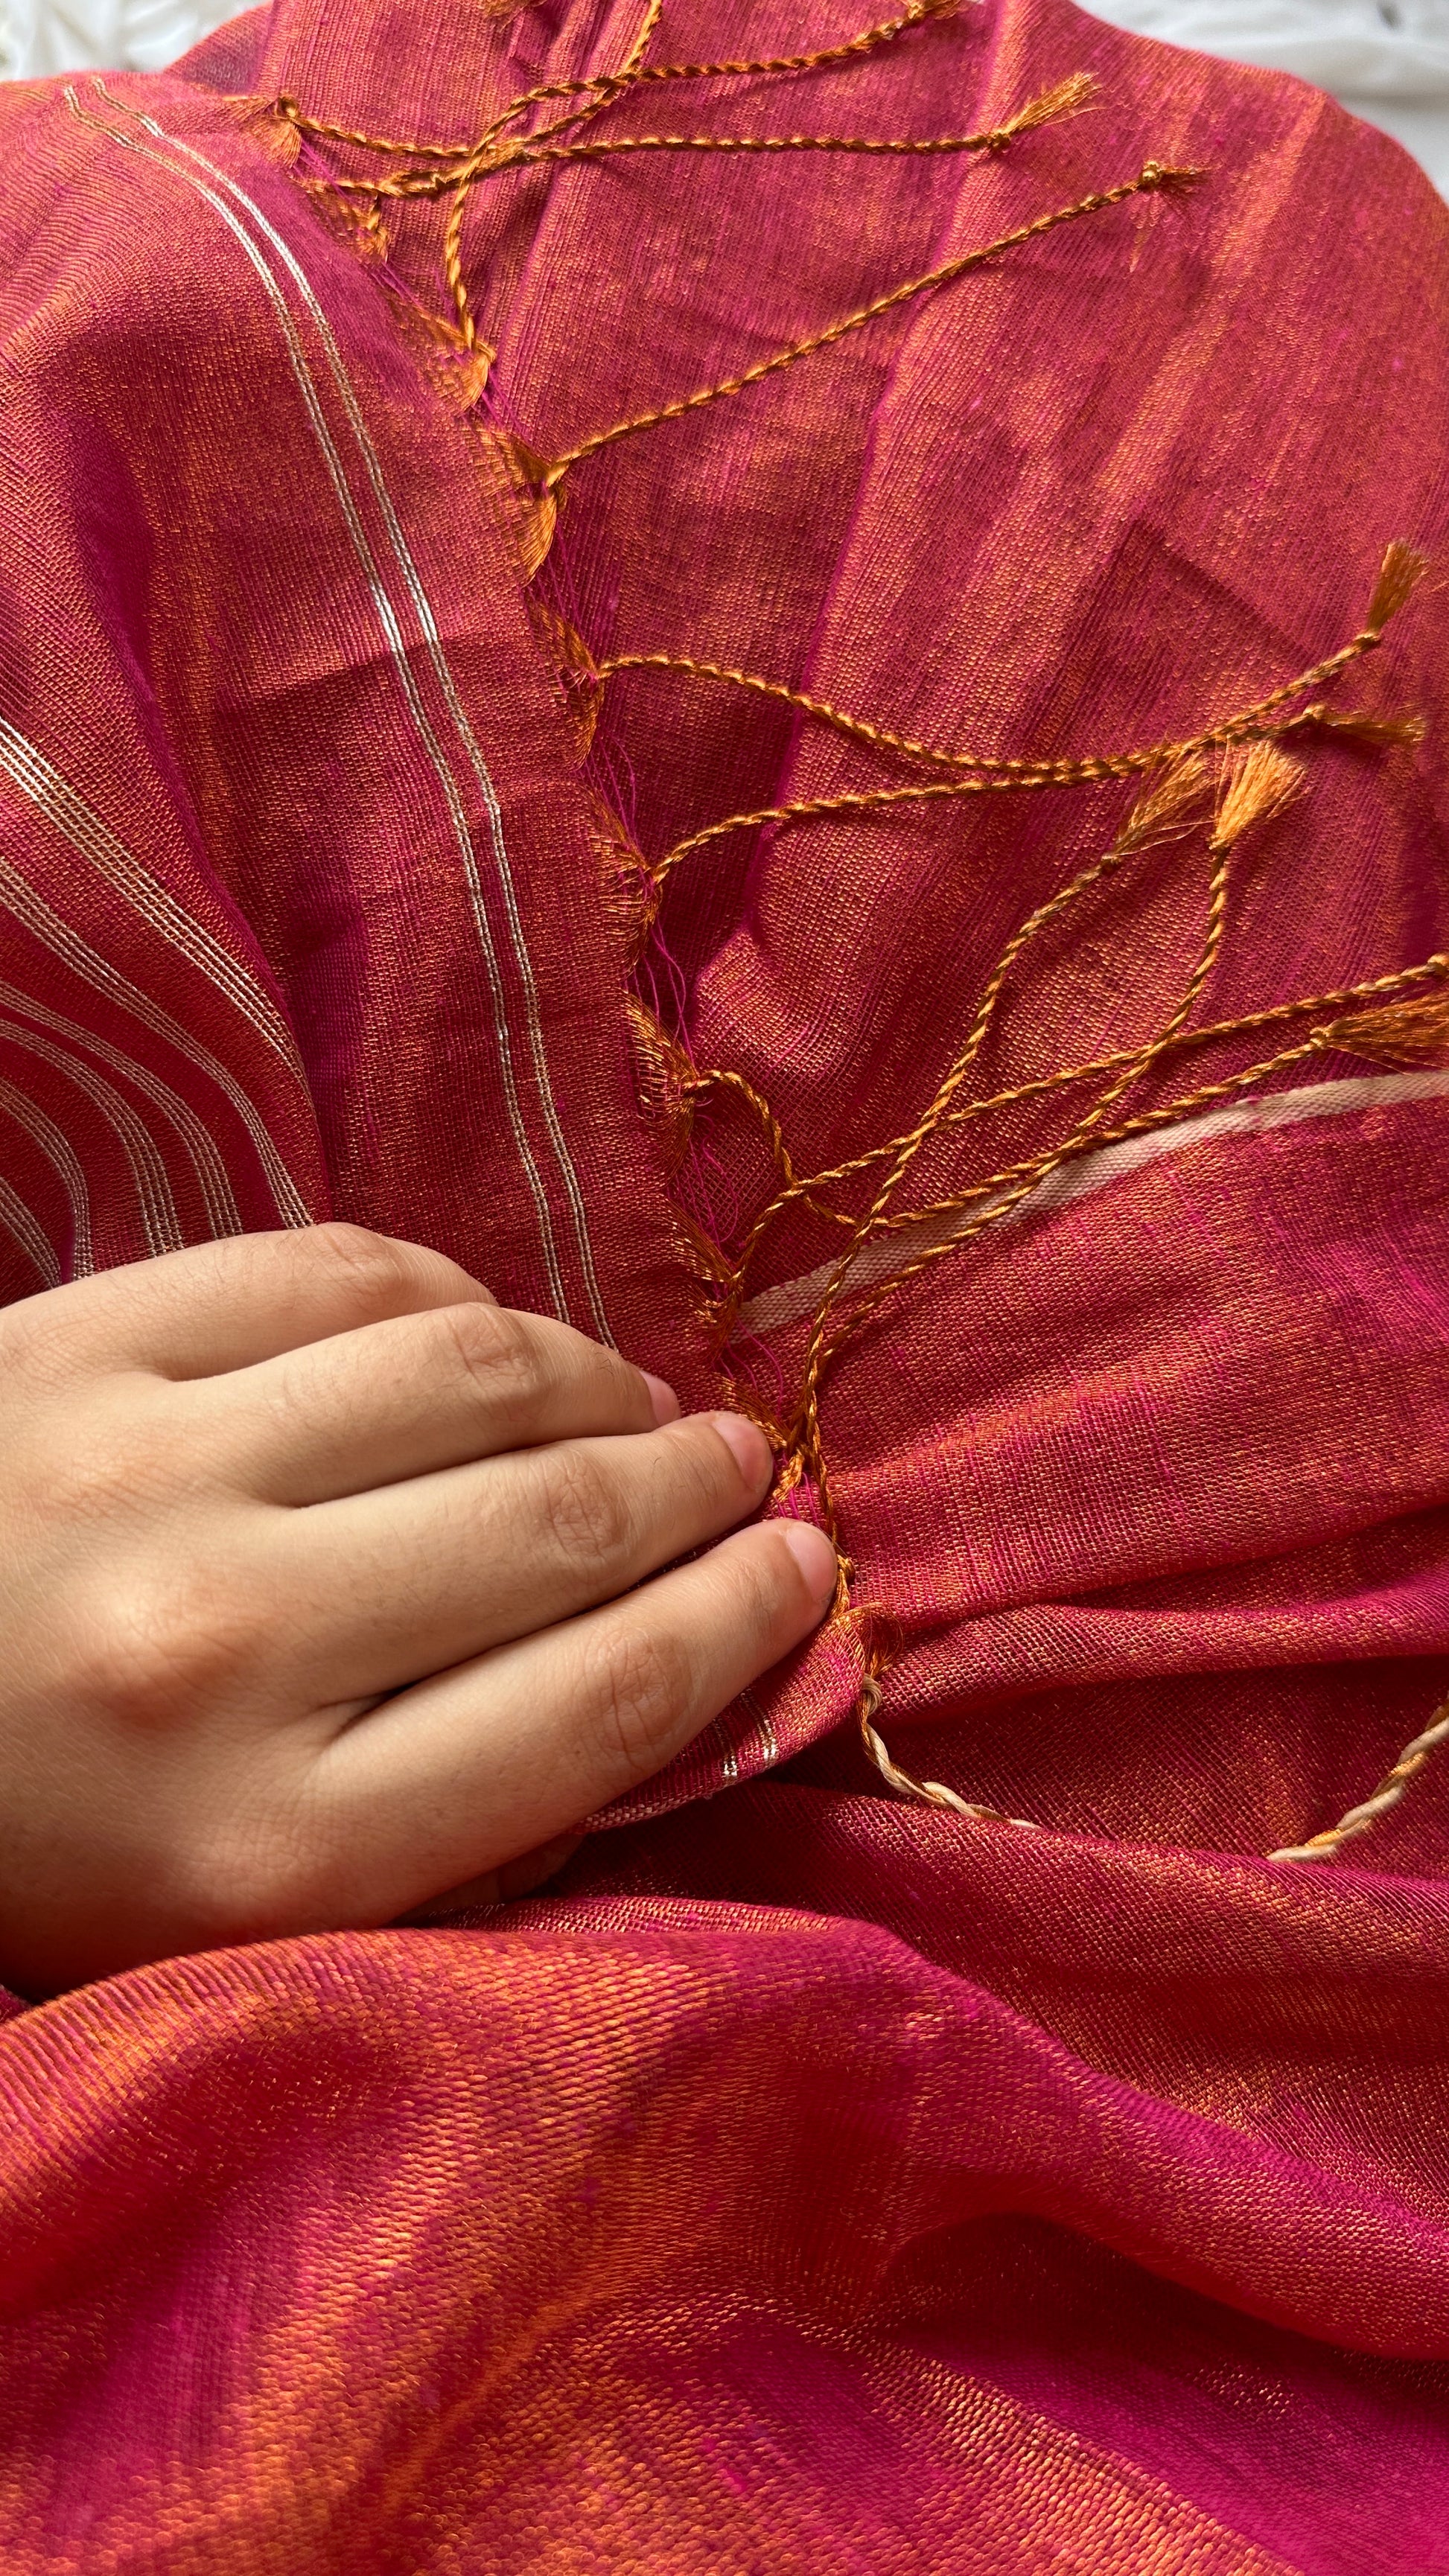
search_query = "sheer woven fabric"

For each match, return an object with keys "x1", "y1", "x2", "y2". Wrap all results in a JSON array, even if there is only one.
[{"x1": 0, "y1": 1, "x2": 1448, "y2": 2563}]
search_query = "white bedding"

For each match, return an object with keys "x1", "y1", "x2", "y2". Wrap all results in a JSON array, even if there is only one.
[
  {"x1": 1078, "y1": 0, "x2": 1449, "y2": 191},
  {"x1": 0, "y1": 0, "x2": 234, "y2": 77}
]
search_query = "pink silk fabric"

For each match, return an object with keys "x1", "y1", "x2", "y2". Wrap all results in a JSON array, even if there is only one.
[{"x1": 1, "y1": 0, "x2": 1449, "y2": 2561}]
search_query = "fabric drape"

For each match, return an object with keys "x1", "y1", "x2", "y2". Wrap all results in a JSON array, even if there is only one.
[{"x1": 0, "y1": 1, "x2": 1448, "y2": 2561}]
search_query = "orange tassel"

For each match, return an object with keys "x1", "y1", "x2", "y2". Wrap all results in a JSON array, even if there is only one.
[
  {"x1": 1323, "y1": 987, "x2": 1449, "y2": 1067},
  {"x1": 1303, "y1": 702, "x2": 1427, "y2": 749},
  {"x1": 1362, "y1": 539, "x2": 1428, "y2": 640},
  {"x1": 994, "y1": 71, "x2": 1097, "y2": 144},
  {"x1": 1118, "y1": 752, "x2": 1211, "y2": 850},
  {"x1": 1209, "y1": 742, "x2": 1307, "y2": 849}
]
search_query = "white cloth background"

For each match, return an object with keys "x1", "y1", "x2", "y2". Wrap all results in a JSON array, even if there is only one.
[
  {"x1": 0, "y1": 0, "x2": 1444, "y2": 186},
  {"x1": 1078, "y1": 0, "x2": 1449, "y2": 191},
  {"x1": 0, "y1": 0, "x2": 235, "y2": 77}
]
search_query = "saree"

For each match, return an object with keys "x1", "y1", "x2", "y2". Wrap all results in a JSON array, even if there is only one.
[
  {"x1": 1, "y1": 0, "x2": 1448, "y2": 2561},
  {"x1": 1081, "y1": 0, "x2": 1449, "y2": 196}
]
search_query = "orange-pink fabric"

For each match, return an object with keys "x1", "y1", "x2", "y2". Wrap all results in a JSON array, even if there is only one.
[{"x1": 1, "y1": 0, "x2": 1448, "y2": 2562}]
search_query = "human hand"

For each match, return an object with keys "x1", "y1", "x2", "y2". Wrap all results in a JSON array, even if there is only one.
[{"x1": 0, "y1": 1225, "x2": 835, "y2": 1995}]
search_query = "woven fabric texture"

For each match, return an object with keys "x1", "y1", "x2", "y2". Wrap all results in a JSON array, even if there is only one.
[{"x1": 0, "y1": 0, "x2": 1448, "y2": 2562}]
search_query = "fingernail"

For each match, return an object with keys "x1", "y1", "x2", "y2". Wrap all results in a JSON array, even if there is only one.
[
  {"x1": 643, "y1": 1371, "x2": 681, "y2": 1426},
  {"x1": 709, "y1": 1409, "x2": 771, "y2": 1485},
  {"x1": 778, "y1": 1520, "x2": 838, "y2": 1604}
]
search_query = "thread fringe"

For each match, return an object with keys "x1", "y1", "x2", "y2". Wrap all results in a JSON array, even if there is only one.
[
  {"x1": 1325, "y1": 988, "x2": 1449, "y2": 1065},
  {"x1": 1363, "y1": 538, "x2": 1428, "y2": 639},
  {"x1": 285, "y1": 9, "x2": 1445, "y2": 1866}
]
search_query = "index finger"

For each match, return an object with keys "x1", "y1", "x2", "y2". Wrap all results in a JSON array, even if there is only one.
[
  {"x1": 299, "y1": 1518, "x2": 839, "y2": 1929},
  {"x1": 4, "y1": 1223, "x2": 495, "y2": 1379}
]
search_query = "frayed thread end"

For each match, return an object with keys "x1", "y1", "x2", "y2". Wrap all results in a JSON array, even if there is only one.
[
  {"x1": 1304, "y1": 701, "x2": 1427, "y2": 749},
  {"x1": 1209, "y1": 742, "x2": 1307, "y2": 850},
  {"x1": 1322, "y1": 983, "x2": 1449, "y2": 1068},
  {"x1": 1360, "y1": 539, "x2": 1428, "y2": 642},
  {"x1": 1118, "y1": 751, "x2": 1211, "y2": 851},
  {"x1": 993, "y1": 70, "x2": 1097, "y2": 146}
]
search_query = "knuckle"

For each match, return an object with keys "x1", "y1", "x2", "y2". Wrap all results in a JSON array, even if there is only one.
[
  {"x1": 535, "y1": 1447, "x2": 631, "y2": 1569},
  {"x1": 297, "y1": 1221, "x2": 418, "y2": 1312},
  {"x1": 433, "y1": 1301, "x2": 541, "y2": 1408},
  {"x1": 434, "y1": 1307, "x2": 643, "y2": 1434},
  {"x1": 583, "y1": 1621, "x2": 693, "y2": 1776},
  {"x1": 65, "y1": 1563, "x2": 253, "y2": 1728}
]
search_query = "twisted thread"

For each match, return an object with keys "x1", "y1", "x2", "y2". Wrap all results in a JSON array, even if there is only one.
[
  {"x1": 491, "y1": 71, "x2": 1098, "y2": 174},
  {"x1": 279, "y1": 0, "x2": 975, "y2": 346},
  {"x1": 844, "y1": 970, "x2": 1449, "y2": 1277},
  {"x1": 856, "y1": 1678, "x2": 1040, "y2": 1823},
  {"x1": 1035, "y1": 747, "x2": 1307, "y2": 1152},
  {"x1": 596, "y1": 542, "x2": 1422, "y2": 879},
  {"x1": 277, "y1": 0, "x2": 958, "y2": 161},
  {"x1": 1270, "y1": 1699, "x2": 1449, "y2": 1861},
  {"x1": 544, "y1": 162, "x2": 1198, "y2": 488},
  {"x1": 849, "y1": 969, "x2": 1449, "y2": 1847},
  {"x1": 859, "y1": 1680, "x2": 1449, "y2": 1858},
  {"x1": 821, "y1": 1016, "x2": 1365, "y2": 1346},
  {"x1": 284, "y1": 14, "x2": 1441, "y2": 1861},
  {"x1": 778, "y1": 745, "x2": 1308, "y2": 1511},
  {"x1": 735, "y1": 950, "x2": 1449, "y2": 1267}
]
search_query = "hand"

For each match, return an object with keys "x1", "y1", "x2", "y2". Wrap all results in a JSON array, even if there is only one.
[{"x1": 0, "y1": 1225, "x2": 835, "y2": 1995}]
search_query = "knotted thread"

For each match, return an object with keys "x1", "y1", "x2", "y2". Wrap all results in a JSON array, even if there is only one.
[
  {"x1": 591, "y1": 543, "x2": 1428, "y2": 876},
  {"x1": 283, "y1": 4, "x2": 1444, "y2": 1860},
  {"x1": 276, "y1": 0, "x2": 1095, "y2": 362}
]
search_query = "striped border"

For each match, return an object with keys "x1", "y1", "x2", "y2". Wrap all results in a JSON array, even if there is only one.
[{"x1": 79, "y1": 78, "x2": 614, "y2": 1340}]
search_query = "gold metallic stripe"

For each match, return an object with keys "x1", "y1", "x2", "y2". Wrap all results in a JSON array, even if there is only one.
[
  {"x1": 0, "y1": 1005, "x2": 181, "y2": 1256},
  {"x1": 0, "y1": 968, "x2": 252, "y2": 1245},
  {"x1": 0, "y1": 718, "x2": 306, "y2": 1083},
  {"x1": 0, "y1": 857, "x2": 241, "y2": 1237},
  {"x1": 0, "y1": 1171, "x2": 60, "y2": 1290},
  {"x1": 0, "y1": 1074, "x2": 95, "y2": 1275}
]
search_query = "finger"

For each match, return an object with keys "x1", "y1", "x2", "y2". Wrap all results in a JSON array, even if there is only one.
[
  {"x1": 7, "y1": 1225, "x2": 493, "y2": 1379},
  {"x1": 400, "y1": 1832, "x2": 583, "y2": 1922},
  {"x1": 204, "y1": 1298, "x2": 678, "y2": 1502},
  {"x1": 303, "y1": 1519, "x2": 838, "y2": 1927},
  {"x1": 278, "y1": 1412, "x2": 776, "y2": 1700}
]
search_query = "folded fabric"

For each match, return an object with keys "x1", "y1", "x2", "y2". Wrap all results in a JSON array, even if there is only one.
[{"x1": 0, "y1": 1, "x2": 1448, "y2": 2562}]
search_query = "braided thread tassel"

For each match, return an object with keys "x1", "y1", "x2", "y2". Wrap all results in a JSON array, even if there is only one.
[{"x1": 1322, "y1": 987, "x2": 1449, "y2": 1065}]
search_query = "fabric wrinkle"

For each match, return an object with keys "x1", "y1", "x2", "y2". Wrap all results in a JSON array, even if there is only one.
[{"x1": 0, "y1": 1, "x2": 1446, "y2": 2563}]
